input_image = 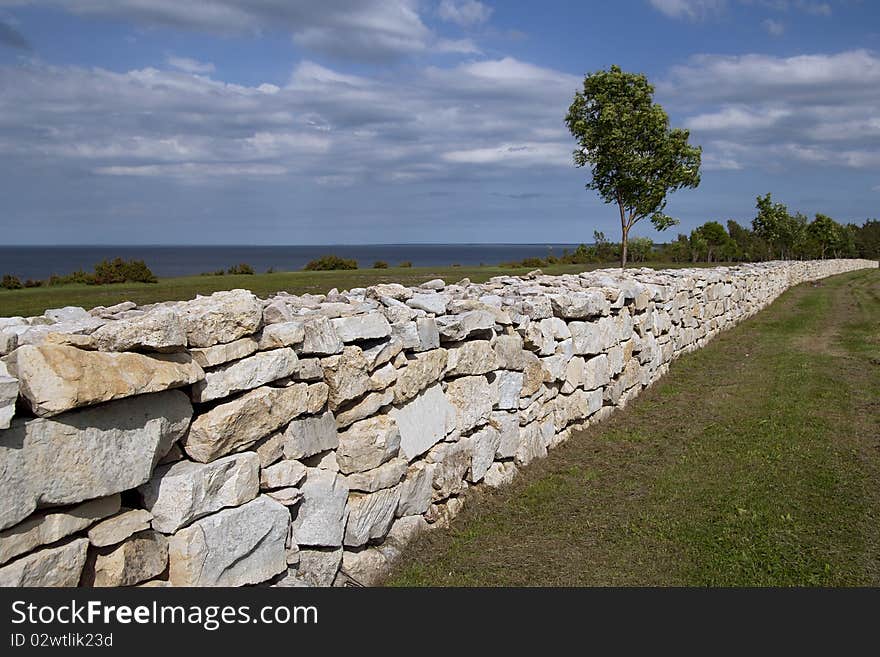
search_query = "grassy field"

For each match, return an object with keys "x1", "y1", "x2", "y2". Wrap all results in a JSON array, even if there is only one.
[
  {"x1": 0, "y1": 261, "x2": 724, "y2": 318},
  {"x1": 388, "y1": 268, "x2": 880, "y2": 586}
]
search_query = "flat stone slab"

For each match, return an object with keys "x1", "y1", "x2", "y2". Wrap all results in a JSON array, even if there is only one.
[
  {"x1": 3, "y1": 344, "x2": 203, "y2": 417},
  {"x1": 0, "y1": 390, "x2": 192, "y2": 531}
]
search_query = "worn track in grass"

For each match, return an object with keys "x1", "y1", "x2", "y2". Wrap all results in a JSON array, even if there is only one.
[{"x1": 388, "y1": 269, "x2": 880, "y2": 586}]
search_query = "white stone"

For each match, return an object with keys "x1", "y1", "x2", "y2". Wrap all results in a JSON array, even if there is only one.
[
  {"x1": 257, "y1": 321, "x2": 305, "y2": 349},
  {"x1": 415, "y1": 317, "x2": 440, "y2": 351},
  {"x1": 495, "y1": 370, "x2": 523, "y2": 409},
  {"x1": 331, "y1": 313, "x2": 392, "y2": 343},
  {"x1": 445, "y1": 375, "x2": 494, "y2": 433},
  {"x1": 261, "y1": 459, "x2": 307, "y2": 490},
  {"x1": 336, "y1": 415, "x2": 401, "y2": 474},
  {"x1": 446, "y1": 340, "x2": 497, "y2": 376},
  {"x1": 407, "y1": 293, "x2": 448, "y2": 315},
  {"x1": 396, "y1": 462, "x2": 434, "y2": 517},
  {"x1": 0, "y1": 390, "x2": 191, "y2": 531},
  {"x1": 0, "y1": 538, "x2": 88, "y2": 587},
  {"x1": 515, "y1": 422, "x2": 547, "y2": 466},
  {"x1": 4, "y1": 344, "x2": 203, "y2": 417},
  {"x1": 343, "y1": 456, "x2": 406, "y2": 493},
  {"x1": 184, "y1": 383, "x2": 322, "y2": 462},
  {"x1": 393, "y1": 349, "x2": 447, "y2": 403},
  {"x1": 276, "y1": 547, "x2": 342, "y2": 587},
  {"x1": 139, "y1": 452, "x2": 260, "y2": 533},
  {"x1": 344, "y1": 486, "x2": 400, "y2": 547},
  {"x1": 283, "y1": 411, "x2": 339, "y2": 460},
  {"x1": 483, "y1": 461, "x2": 518, "y2": 488},
  {"x1": 189, "y1": 337, "x2": 259, "y2": 368},
  {"x1": 169, "y1": 496, "x2": 289, "y2": 586},
  {"x1": 0, "y1": 495, "x2": 120, "y2": 566},
  {"x1": 467, "y1": 425, "x2": 501, "y2": 483},
  {"x1": 91, "y1": 307, "x2": 186, "y2": 352},
  {"x1": 389, "y1": 384, "x2": 457, "y2": 461},
  {"x1": 436, "y1": 310, "x2": 495, "y2": 341},
  {"x1": 491, "y1": 410, "x2": 520, "y2": 459},
  {"x1": 87, "y1": 509, "x2": 153, "y2": 547},
  {"x1": 190, "y1": 347, "x2": 299, "y2": 403},
  {"x1": 291, "y1": 469, "x2": 350, "y2": 547},
  {"x1": 300, "y1": 316, "x2": 343, "y2": 355},
  {"x1": 321, "y1": 346, "x2": 371, "y2": 410},
  {"x1": 177, "y1": 289, "x2": 263, "y2": 348}
]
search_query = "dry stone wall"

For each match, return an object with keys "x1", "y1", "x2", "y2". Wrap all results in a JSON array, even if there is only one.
[{"x1": 0, "y1": 259, "x2": 875, "y2": 587}]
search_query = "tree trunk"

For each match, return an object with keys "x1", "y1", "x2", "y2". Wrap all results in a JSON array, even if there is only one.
[{"x1": 618, "y1": 199, "x2": 628, "y2": 269}]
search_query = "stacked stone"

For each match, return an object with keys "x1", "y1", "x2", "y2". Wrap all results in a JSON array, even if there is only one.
[{"x1": 0, "y1": 259, "x2": 875, "y2": 587}]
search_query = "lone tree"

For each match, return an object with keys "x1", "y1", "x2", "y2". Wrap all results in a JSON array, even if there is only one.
[{"x1": 565, "y1": 65, "x2": 702, "y2": 268}]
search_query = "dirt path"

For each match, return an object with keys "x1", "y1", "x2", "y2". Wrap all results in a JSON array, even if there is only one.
[{"x1": 388, "y1": 269, "x2": 880, "y2": 586}]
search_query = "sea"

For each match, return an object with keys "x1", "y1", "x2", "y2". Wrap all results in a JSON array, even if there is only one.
[{"x1": 0, "y1": 244, "x2": 584, "y2": 281}]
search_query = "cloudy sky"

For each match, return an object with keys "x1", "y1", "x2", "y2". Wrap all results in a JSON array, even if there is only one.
[{"x1": 0, "y1": 0, "x2": 878, "y2": 245}]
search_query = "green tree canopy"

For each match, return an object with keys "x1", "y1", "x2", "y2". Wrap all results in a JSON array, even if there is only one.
[{"x1": 565, "y1": 64, "x2": 701, "y2": 268}]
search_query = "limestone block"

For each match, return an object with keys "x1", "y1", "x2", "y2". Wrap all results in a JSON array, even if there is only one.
[
  {"x1": 189, "y1": 336, "x2": 259, "y2": 368},
  {"x1": 344, "y1": 486, "x2": 400, "y2": 547},
  {"x1": 190, "y1": 347, "x2": 299, "y2": 403},
  {"x1": 336, "y1": 415, "x2": 401, "y2": 474},
  {"x1": 291, "y1": 469, "x2": 349, "y2": 547},
  {"x1": 389, "y1": 384, "x2": 457, "y2": 461},
  {"x1": 91, "y1": 307, "x2": 186, "y2": 352},
  {"x1": 86, "y1": 530, "x2": 168, "y2": 587},
  {"x1": 0, "y1": 495, "x2": 120, "y2": 566},
  {"x1": 344, "y1": 458, "x2": 407, "y2": 493},
  {"x1": 176, "y1": 289, "x2": 263, "y2": 348},
  {"x1": 392, "y1": 349, "x2": 448, "y2": 404},
  {"x1": 183, "y1": 383, "x2": 319, "y2": 462},
  {"x1": 139, "y1": 452, "x2": 260, "y2": 533},
  {"x1": 4, "y1": 344, "x2": 203, "y2": 417},
  {"x1": 87, "y1": 509, "x2": 153, "y2": 548},
  {"x1": 445, "y1": 375, "x2": 494, "y2": 433},
  {"x1": 283, "y1": 411, "x2": 339, "y2": 460},
  {"x1": 331, "y1": 313, "x2": 392, "y2": 343},
  {"x1": 261, "y1": 459, "x2": 307, "y2": 490},
  {"x1": 0, "y1": 390, "x2": 191, "y2": 531},
  {"x1": 169, "y1": 496, "x2": 289, "y2": 586},
  {"x1": 0, "y1": 538, "x2": 88, "y2": 587}
]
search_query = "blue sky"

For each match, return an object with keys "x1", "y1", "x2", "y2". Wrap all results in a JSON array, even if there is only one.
[{"x1": 0, "y1": 0, "x2": 878, "y2": 245}]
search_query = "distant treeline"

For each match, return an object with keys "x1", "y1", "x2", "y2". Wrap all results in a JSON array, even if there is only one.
[
  {"x1": 1, "y1": 257, "x2": 157, "y2": 290},
  {"x1": 504, "y1": 195, "x2": 880, "y2": 268}
]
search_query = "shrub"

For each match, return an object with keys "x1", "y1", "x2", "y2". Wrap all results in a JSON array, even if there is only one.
[
  {"x1": 1, "y1": 274, "x2": 22, "y2": 290},
  {"x1": 266, "y1": 266, "x2": 276, "y2": 274},
  {"x1": 303, "y1": 255, "x2": 358, "y2": 271},
  {"x1": 518, "y1": 257, "x2": 546, "y2": 268},
  {"x1": 372, "y1": 260, "x2": 389, "y2": 269},
  {"x1": 213, "y1": 269, "x2": 225, "y2": 276},
  {"x1": 48, "y1": 269, "x2": 95, "y2": 286},
  {"x1": 227, "y1": 263, "x2": 255, "y2": 275},
  {"x1": 23, "y1": 279, "x2": 42, "y2": 288},
  {"x1": 398, "y1": 261, "x2": 413, "y2": 268},
  {"x1": 93, "y1": 258, "x2": 157, "y2": 285}
]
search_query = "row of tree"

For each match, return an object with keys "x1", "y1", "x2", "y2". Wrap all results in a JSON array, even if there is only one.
[{"x1": 660, "y1": 195, "x2": 879, "y2": 263}]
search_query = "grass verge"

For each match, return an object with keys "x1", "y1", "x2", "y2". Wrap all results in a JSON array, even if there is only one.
[{"x1": 387, "y1": 268, "x2": 880, "y2": 586}]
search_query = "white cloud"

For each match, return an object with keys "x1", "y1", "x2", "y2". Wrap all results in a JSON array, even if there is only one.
[
  {"x1": 0, "y1": 55, "x2": 579, "y2": 184},
  {"x1": 761, "y1": 18, "x2": 784, "y2": 35},
  {"x1": 437, "y1": 0, "x2": 493, "y2": 27},
  {"x1": 648, "y1": 0, "x2": 726, "y2": 20},
  {"x1": 94, "y1": 163, "x2": 288, "y2": 179},
  {"x1": 166, "y1": 56, "x2": 215, "y2": 74},
  {"x1": 664, "y1": 49, "x2": 880, "y2": 171},
  {"x1": 2, "y1": 1, "x2": 448, "y2": 60},
  {"x1": 686, "y1": 106, "x2": 790, "y2": 130}
]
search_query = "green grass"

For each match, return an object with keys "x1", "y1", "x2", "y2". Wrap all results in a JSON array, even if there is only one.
[
  {"x1": 0, "y1": 261, "x2": 728, "y2": 318},
  {"x1": 387, "y1": 268, "x2": 880, "y2": 586}
]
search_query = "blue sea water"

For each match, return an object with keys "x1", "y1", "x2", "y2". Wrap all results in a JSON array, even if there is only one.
[{"x1": 0, "y1": 244, "x2": 583, "y2": 281}]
